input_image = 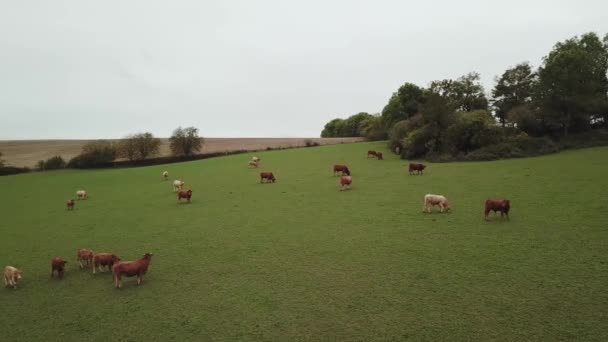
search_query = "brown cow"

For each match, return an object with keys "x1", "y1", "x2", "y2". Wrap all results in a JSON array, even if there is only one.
[
  {"x1": 333, "y1": 164, "x2": 351, "y2": 176},
  {"x1": 367, "y1": 150, "x2": 378, "y2": 158},
  {"x1": 3, "y1": 266, "x2": 23, "y2": 289},
  {"x1": 376, "y1": 152, "x2": 383, "y2": 160},
  {"x1": 177, "y1": 189, "x2": 193, "y2": 202},
  {"x1": 66, "y1": 199, "x2": 75, "y2": 210},
  {"x1": 92, "y1": 253, "x2": 121, "y2": 274},
  {"x1": 51, "y1": 257, "x2": 68, "y2": 279},
  {"x1": 112, "y1": 253, "x2": 153, "y2": 288},
  {"x1": 77, "y1": 249, "x2": 94, "y2": 269},
  {"x1": 260, "y1": 172, "x2": 276, "y2": 183},
  {"x1": 484, "y1": 199, "x2": 511, "y2": 221},
  {"x1": 409, "y1": 163, "x2": 426, "y2": 175},
  {"x1": 340, "y1": 176, "x2": 352, "y2": 191}
]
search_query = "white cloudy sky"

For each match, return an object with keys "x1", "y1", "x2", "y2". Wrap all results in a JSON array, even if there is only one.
[{"x1": 0, "y1": 0, "x2": 606, "y2": 139}]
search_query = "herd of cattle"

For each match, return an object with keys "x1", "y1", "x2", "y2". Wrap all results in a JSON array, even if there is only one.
[{"x1": 4, "y1": 148, "x2": 511, "y2": 290}]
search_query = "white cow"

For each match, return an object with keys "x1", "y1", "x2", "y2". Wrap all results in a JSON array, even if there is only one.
[
  {"x1": 423, "y1": 194, "x2": 450, "y2": 213},
  {"x1": 3, "y1": 266, "x2": 23, "y2": 289},
  {"x1": 76, "y1": 190, "x2": 88, "y2": 200},
  {"x1": 252, "y1": 156, "x2": 260, "y2": 163},
  {"x1": 162, "y1": 171, "x2": 169, "y2": 180},
  {"x1": 173, "y1": 180, "x2": 185, "y2": 192}
]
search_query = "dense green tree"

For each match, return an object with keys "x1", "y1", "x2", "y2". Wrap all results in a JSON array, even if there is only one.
[
  {"x1": 429, "y1": 72, "x2": 489, "y2": 112},
  {"x1": 492, "y1": 63, "x2": 536, "y2": 126},
  {"x1": 536, "y1": 32, "x2": 608, "y2": 135},
  {"x1": 320, "y1": 118, "x2": 345, "y2": 137},
  {"x1": 359, "y1": 114, "x2": 388, "y2": 141}
]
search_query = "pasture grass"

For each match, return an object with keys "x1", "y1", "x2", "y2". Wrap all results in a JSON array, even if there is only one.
[{"x1": 1, "y1": 142, "x2": 607, "y2": 341}]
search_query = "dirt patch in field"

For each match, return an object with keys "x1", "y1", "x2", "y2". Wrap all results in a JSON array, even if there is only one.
[{"x1": 0, "y1": 137, "x2": 364, "y2": 168}]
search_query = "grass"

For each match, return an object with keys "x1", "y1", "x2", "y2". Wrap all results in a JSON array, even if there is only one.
[{"x1": 1, "y1": 142, "x2": 607, "y2": 341}]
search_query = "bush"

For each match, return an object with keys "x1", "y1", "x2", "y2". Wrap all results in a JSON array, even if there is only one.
[
  {"x1": 0, "y1": 166, "x2": 30, "y2": 176},
  {"x1": 559, "y1": 130, "x2": 608, "y2": 149},
  {"x1": 68, "y1": 140, "x2": 117, "y2": 168},
  {"x1": 304, "y1": 139, "x2": 320, "y2": 147},
  {"x1": 170, "y1": 127, "x2": 204, "y2": 156},
  {"x1": 40, "y1": 156, "x2": 66, "y2": 170},
  {"x1": 465, "y1": 143, "x2": 526, "y2": 161}
]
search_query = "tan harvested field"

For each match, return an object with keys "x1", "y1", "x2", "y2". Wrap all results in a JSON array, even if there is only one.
[{"x1": 0, "y1": 137, "x2": 364, "y2": 168}]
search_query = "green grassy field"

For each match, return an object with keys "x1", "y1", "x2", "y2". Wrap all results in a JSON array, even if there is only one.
[{"x1": 1, "y1": 142, "x2": 607, "y2": 341}]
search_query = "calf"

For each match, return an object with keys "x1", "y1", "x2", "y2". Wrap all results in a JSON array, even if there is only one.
[
  {"x1": 333, "y1": 164, "x2": 351, "y2": 176},
  {"x1": 51, "y1": 257, "x2": 67, "y2": 279},
  {"x1": 92, "y1": 253, "x2": 121, "y2": 274},
  {"x1": 252, "y1": 156, "x2": 260, "y2": 163},
  {"x1": 484, "y1": 199, "x2": 511, "y2": 221},
  {"x1": 173, "y1": 180, "x2": 185, "y2": 192},
  {"x1": 409, "y1": 163, "x2": 426, "y2": 175},
  {"x1": 112, "y1": 253, "x2": 153, "y2": 288},
  {"x1": 177, "y1": 189, "x2": 193, "y2": 202},
  {"x1": 376, "y1": 152, "x2": 383, "y2": 160},
  {"x1": 340, "y1": 176, "x2": 352, "y2": 191},
  {"x1": 260, "y1": 172, "x2": 276, "y2": 183},
  {"x1": 66, "y1": 199, "x2": 75, "y2": 210},
  {"x1": 367, "y1": 150, "x2": 378, "y2": 158},
  {"x1": 76, "y1": 190, "x2": 88, "y2": 200},
  {"x1": 3, "y1": 266, "x2": 23, "y2": 289},
  {"x1": 423, "y1": 194, "x2": 450, "y2": 213},
  {"x1": 76, "y1": 249, "x2": 94, "y2": 269},
  {"x1": 248, "y1": 160, "x2": 259, "y2": 168},
  {"x1": 162, "y1": 171, "x2": 169, "y2": 180}
]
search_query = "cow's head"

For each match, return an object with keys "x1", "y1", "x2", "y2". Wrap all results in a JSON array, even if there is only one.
[
  {"x1": 143, "y1": 253, "x2": 153, "y2": 259},
  {"x1": 504, "y1": 200, "x2": 511, "y2": 210},
  {"x1": 271, "y1": 175, "x2": 276, "y2": 182},
  {"x1": 344, "y1": 168, "x2": 351, "y2": 176},
  {"x1": 111, "y1": 255, "x2": 121, "y2": 263},
  {"x1": 187, "y1": 190, "x2": 193, "y2": 195},
  {"x1": 16, "y1": 271, "x2": 23, "y2": 280}
]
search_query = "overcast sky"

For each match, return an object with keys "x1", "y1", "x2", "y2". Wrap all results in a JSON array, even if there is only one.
[{"x1": 0, "y1": 0, "x2": 606, "y2": 139}]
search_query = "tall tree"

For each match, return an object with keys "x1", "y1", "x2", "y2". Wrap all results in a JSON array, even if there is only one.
[
  {"x1": 169, "y1": 127, "x2": 204, "y2": 156},
  {"x1": 320, "y1": 118, "x2": 345, "y2": 137},
  {"x1": 381, "y1": 83, "x2": 426, "y2": 127},
  {"x1": 133, "y1": 132, "x2": 161, "y2": 160},
  {"x1": 429, "y1": 72, "x2": 489, "y2": 112},
  {"x1": 492, "y1": 62, "x2": 536, "y2": 126},
  {"x1": 536, "y1": 32, "x2": 608, "y2": 135}
]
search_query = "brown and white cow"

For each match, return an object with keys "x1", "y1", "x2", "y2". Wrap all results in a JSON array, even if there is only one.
[
  {"x1": 367, "y1": 150, "x2": 378, "y2": 158},
  {"x1": 51, "y1": 257, "x2": 68, "y2": 279},
  {"x1": 340, "y1": 176, "x2": 352, "y2": 191},
  {"x1": 409, "y1": 163, "x2": 426, "y2": 175},
  {"x1": 66, "y1": 199, "x2": 75, "y2": 210},
  {"x1": 260, "y1": 172, "x2": 276, "y2": 183},
  {"x1": 484, "y1": 199, "x2": 511, "y2": 221},
  {"x1": 112, "y1": 253, "x2": 153, "y2": 288},
  {"x1": 3, "y1": 266, "x2": 23, "y2": 289},
  {"x1": 76, "y1": 190, "x2": 88, "y2": 200},
  {"x1": 177, "y1": 189, "x2": 193, "y2": 202},
  {"x1": 423, "y1": 194, "x2": 450, "y2": 213},
  {"x1": 248, "y1": 160, "x2": 259, "y2": 168},
  {"x1": 376, "y1": 152, "x2": 383, "y2": 160},
  {"x1": 173, "y1": 180, "x2": 185, "y2": 192},
  {"x1": 162, "y1": 171, "x2": 169, "y2": 180},
  {"x1": 92, "y1": 253, "x2": 121, "y2": 274},
  {"x1": 77, "y1": 249, "x2": 94, "y2": 269},
  {"x1": 333, "y1": 164, "x2": 351, "y2": 176}
]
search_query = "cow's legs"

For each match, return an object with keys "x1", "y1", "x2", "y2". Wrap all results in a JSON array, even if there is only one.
[
  {"x1": 137, "y1": 274, "x2": 142, "y2": 285},
  {"x1": 3, "y1": 275, "x2": 8, "y2": 287}
]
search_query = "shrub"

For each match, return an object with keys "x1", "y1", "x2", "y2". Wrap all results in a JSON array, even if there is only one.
[
  {"x1": 118, "y1": 132, "x2": 161, "y2": 161},
  {"x1": 0, "y1": 166, "x2": 30, "y2": 176},
  {"x1": 170, "y1": 127, "x2": 204, "y2": 156},
  {"x1": 68, "y1": 140, "x2": 117, "y2": 168},
  {"x1": 304, "y1": 139, "x2": 320, "y2": 147},
  {"x1": 38, "y1": 156, "x2": 66, "y2": 170}
]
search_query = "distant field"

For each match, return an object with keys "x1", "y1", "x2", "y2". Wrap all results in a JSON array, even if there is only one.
[
  {"x1": 0, "y1": 137, "x2": 363, "y2": 168},
  {"x1": 1, "y1": 143, "x2": 607, "y2": 341}
]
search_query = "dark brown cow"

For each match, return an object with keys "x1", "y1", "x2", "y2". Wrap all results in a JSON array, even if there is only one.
[
  {"x1": 409, "y1": 163, "x2": 426, "y2": 175},
  {"x1": 367, "y1": 150, "x2": 378, "y2": 158},
  {"x1": 51, "y1": 257, "x2": 67, "y2": 279},
  {"x1": 92, "y1": 253, "x2": 120, "y2": 274},
  {"x1": 376, "y1": 152, "x2": 383, "y2": 160},
  {"x1": 333, "y1": 164, "x2": 351, "y2": 176},
  {"x1": 177, "y1": 189, "x2": 193, "y2": 202},
  {"x1": 339, "y1": 176, "x2": 352, "y2": 191},
  {"x1": 112, "y1": 253, "x2": 153, "y2": 288},
  {"x1": 484, "y1": 199, "x2": 511, "y2": 221},
  {"x1": 260, "y1": 172, "x2": 276, "y2": 183},
  {"x1": 66, "y1": 199, "x2": 75, "y2": 210},
  {"x1": 77, "y1": 249, "x2": 94, "y2": 269}
]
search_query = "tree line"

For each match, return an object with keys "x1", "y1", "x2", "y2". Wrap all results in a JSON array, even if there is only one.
[{"x1": 321, "y1": 32, "x2": 608, "y2": 160}]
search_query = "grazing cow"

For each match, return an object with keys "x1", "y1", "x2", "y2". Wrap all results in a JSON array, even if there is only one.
[
  {"x1": 162, "y1": 171, "x2": 169, "y2": 180},
  {"x1": 484, "y1": 199, "x2": 511, "y2": 221},
  {"x1": 409, "y1": 163, "x2": 426, "y2": 175},
  {"x1": 423, "y1": 194, "x2": 450, "y2": 213},
  {"x1": 248, "y1": 160, "x2": 259, "y2": 168},
  {"x1": 367, "y1": 150, "x2": 378, "y2": 158},
  {"x1": 76, "y1": 190, "x2": 88, "y2": 200},
  {"x1": 66, "y1": 199, "x2": 75, "y2": 210},
  {"x1": 173, "y1": 180, "x2": 185, "y2": 192},
  {"x1": 76, "y1": 249, "x2": 94, "y2": 269},
  {"x1": 177, "y1": 189, "x2": 193, "y2": 202},
  {"x1": 252, "y1": 156, "x2": 260, "y2": 163},
  {"x1": 112, "y1": 253, "x2": 153, "y2": 288},
  {"x1": 51, "y1": 257, "x2": 67, "y2": 279},
  {"x1": 333, "y1": 164, "x2": 351, "y2": 176},
  {"x1": 260, "y1": 172, "x2": 276, "y2": 183},
  {"x1": 3, "y1": 266, "x2": 23, "y2": 289},
  {"x1": 339, "y1": 176, "x2": 352, "y2": 191},
  {"x1": 92, "y1": 253, "x2": 120, "y2": 274},
  {"x1": 376, "y1": 152, "x2": 383, "y2": 160}
]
